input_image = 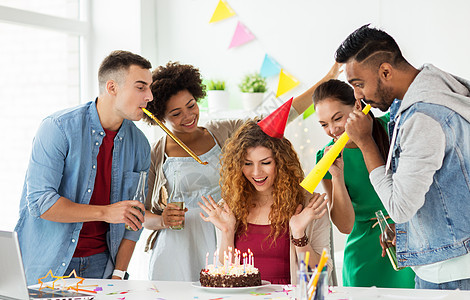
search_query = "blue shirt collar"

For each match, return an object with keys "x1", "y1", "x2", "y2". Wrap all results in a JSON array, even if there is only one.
[
  {"x1": 390, "y1": 99, "x2": 402, "y2": 122},
  {"x1": 90, "y1": 98, "x2": 129, "y2": 139}
]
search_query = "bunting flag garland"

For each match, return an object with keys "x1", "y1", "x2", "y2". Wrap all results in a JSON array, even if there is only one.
[
  {"x1": 209, "y1": 1, "x2": 306, "y2": 114},
  {"x1": 260, "y1": 54, "x2": 281, "y2": 78},
  {"x1": 303, "y1": 103, "x2": 316, "y2": 119},
  {"x1": 276, "y1": 69, "x2": 300, "y2": 97},
  {"x1": 229, "y1": 21, "x2": 255, "y2": 48},
  {"x1": 209, "y1": 0, "x2": 236, "y2": 23}
]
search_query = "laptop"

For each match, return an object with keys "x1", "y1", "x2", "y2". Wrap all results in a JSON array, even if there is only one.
[{"x1": 0, "y1": 230, "x2": 94, "y2": 300}]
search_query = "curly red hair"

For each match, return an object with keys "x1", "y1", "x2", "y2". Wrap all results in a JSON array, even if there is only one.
[{"x1": 220, "y1": 120, "x2": 305, "y2": 242}]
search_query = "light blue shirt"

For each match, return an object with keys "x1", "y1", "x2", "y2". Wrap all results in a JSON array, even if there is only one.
[{"x1": 15, "y1": 100, "x2": 150, "y2": 285}]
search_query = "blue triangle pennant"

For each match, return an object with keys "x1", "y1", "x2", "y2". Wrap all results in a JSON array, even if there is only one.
[{"x1": 260, "y1": 54, "x2": 281, "y2": 78}]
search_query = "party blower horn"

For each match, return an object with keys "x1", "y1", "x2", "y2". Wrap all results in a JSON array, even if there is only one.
[
  {"x1": 258, "y1": 97, "x2": 293, "y2": 138},
  {"x1": 142, "y1": 108, "x2": 208, "y2": 165},
  {"x1": 300, "y1": 104, "x2": 371, "y2": 193}
]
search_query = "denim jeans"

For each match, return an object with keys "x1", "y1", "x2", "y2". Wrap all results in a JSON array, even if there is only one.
[
  {"x1": 415, "y1": 275, "x2": 470, "y2": 290},
  {"x1": 65, "y1": 250, "x2": 109, "y2": 279}
]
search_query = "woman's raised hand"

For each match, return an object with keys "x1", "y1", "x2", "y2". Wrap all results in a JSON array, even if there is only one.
[
  {"x1": 325, "y1": 62, "x2": 343, "y2": 81},
  {"x1": 289, "y1": 193, "x2": 328, "y2": 237},
  {"x1": 198, "y1": 195, "x2": 236, "y2": 234}
]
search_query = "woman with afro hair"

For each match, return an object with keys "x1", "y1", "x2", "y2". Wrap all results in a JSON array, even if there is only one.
[
  {"x1": 142, "y1": 61, "x2": 340, "y2": 281},
  {"x1": 199, "y1": 120, "x2": 332, "y2": 284}
]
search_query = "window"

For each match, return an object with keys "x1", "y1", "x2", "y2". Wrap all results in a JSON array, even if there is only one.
[
  {"x1": 0, "y1": 0, "x2": 80, "y2": 19},
  {"x1": 0, "y1": 2, "x2": 87, "y2": 230}
]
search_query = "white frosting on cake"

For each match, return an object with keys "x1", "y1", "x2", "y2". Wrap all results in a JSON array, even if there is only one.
[{"x1": 205, "y1": 264, "x2": 259, "y2": 276}]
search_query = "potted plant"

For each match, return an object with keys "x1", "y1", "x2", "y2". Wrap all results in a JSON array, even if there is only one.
[
  {"x1": 238, "y1": 72, "x2": 267, "y2": 110},
  {"x1": 206, "y1": 79, "x2": 230, "y2": 113}
]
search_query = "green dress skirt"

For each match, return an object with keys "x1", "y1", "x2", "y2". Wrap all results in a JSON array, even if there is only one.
[{"x1": 316, "y1": 116, "x2": 415, "y2": 288}]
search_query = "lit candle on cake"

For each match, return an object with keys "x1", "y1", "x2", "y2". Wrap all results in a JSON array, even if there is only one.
[
  {"x1": 248, "y1": 249, "x2": 252, "y2": 265},
  {"x1": 243, "y1": 253, "x2": 247, "y2": 273},
  {"x1": 224, "y1": 251, "x2": 228, "y2": 274},
  {"x1": 228, "y1": 246, "x2": 232, "y2": 266},
  {"x1": 205, "y1": 252, "x2": 209, "y2": 270},
  {"x1": 215, "y1": 250, "x2": 218, "y2": 269}
]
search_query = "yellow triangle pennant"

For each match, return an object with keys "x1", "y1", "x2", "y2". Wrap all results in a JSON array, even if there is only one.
[
  {"x1": 209, "y1": 0, "x2": 236, "y2": 23},
  {"x1": 276, "y1": 69, "x2": 300, "y2": 97}
]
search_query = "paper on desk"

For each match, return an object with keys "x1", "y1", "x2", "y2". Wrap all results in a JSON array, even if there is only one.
[
  {"x1": 328, "y1": 287, "x2": 448, "y2": 300},
  {"x1": 379, "y1": 295, "x2": 447, "y2": 300}
]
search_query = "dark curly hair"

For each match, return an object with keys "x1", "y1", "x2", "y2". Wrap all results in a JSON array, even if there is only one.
[
  {"x1": 143, "y1": 62, "x2": 206, "y2": 124},
  {"x1": 335, "y1": 24, "x2": 409, "y2": 70},
  {"x1": 220, "y1": 120, "x2": 306, "y2": 242},
  {"x1": 313, "y1": 79, "x2": 390, "y2": 160}
]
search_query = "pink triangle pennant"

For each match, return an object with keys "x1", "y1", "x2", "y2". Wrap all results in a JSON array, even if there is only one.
[{"x1": 229, "y1": 21, "x2": 255, "y2": 48}]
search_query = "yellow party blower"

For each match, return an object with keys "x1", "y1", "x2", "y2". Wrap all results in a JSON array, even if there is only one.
[{"x1": 300, "y1": 104, "x2": 371, "y2": 194}]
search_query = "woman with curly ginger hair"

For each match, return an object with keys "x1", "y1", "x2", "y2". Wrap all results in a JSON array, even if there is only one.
[
  {"x1": 142, "y1": 61, "x2": 340, "y2": 282},
  {"x1": 199, "y1": 120, "x2": 332, "y2": 284}
]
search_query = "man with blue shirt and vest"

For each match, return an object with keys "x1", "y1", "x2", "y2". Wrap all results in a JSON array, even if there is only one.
[
  {"x1": 15, "y1": 50, "x2": 152, "y2": 285},
  {"x1": 336, "y1": 25, "x2": 470, "y2": 290}
]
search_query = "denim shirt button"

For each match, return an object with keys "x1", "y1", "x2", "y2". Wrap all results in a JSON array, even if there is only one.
[
  {"x1": 92, "y1": 130, "x2": 95, "y2": 134},
  {"x1": 92, "y1": 165, "x2": 96, "y2": 169},
  {"x1": 100, "y1": 131, "x2": 104, "y2": 136},
  {"x1": 72, "y1": 239, "x2": 76, "y2": 243},
  {"x1": 62, "y1": 262, "x2": 66, "y2": 266},
  {"x1": 87, "y1": 189, "x2": 92, "y2": 193},
  {"x1": 95, "y1": 142, "x2": 99, "y2": 146}
]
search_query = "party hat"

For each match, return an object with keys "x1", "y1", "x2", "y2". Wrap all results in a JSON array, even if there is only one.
[{"x1": 258, "y1": 97, "x2": 293, "y2": 139}]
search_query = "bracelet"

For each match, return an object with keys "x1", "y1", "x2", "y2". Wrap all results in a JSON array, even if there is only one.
[
  {"x1": 112, "y1": 269, "x2": 126, "y2": 279},
  {"x1": 291, "y1": 234, "x2": 309, "y2": 247}
]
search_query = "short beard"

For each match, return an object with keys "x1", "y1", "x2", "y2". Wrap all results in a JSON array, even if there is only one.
[{"x1": 375, "y1": 79, "x2": 394, "y2": 112}]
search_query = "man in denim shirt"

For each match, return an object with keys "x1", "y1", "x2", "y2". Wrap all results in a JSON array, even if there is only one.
[
  {"x1": 15, "y1": 51, "x2": 152, "y2": 285},
  {"x1": 335, "y1": 25, "x2": 470, "y2": 290}
]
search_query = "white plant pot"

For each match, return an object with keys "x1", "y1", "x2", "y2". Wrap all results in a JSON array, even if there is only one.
[
  {"x1": 207, "y1": 90, "x2": 230, "y2": 114},
  {"x1": 241, "y1": 92, "x2": 265, "y2": 111}
]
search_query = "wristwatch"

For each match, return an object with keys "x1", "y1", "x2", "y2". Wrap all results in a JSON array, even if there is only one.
[{"x1": 112, "y1": 269, "x2": 127, "y2": 279}]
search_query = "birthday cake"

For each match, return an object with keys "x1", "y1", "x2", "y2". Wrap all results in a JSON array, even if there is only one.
[{"x1": 199, "y1": 264, "x2": 261, "y2": 287}]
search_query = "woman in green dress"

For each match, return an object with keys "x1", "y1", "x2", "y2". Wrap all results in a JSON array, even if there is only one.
[{"x1": 313, "y1": 79, "x2": 415, "y2": 288}]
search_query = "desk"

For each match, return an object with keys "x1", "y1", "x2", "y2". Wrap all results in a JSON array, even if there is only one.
[{"x1": 44, "y1": 279, "x2": 470, "y2": 300}]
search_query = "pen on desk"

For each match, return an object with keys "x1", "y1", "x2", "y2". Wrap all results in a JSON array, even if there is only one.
[
  {"x1": 308, "y1": 249, "x2": 329, "y2": 300},
  {"x1": 305, "y1": 251, "x2": 311, "y2": 279}
]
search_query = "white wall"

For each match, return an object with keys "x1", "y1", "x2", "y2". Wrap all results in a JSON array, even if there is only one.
[
  {"x1": 86, "y1": 0, "x2": 160, "y2": 141},
  {"x1": 88, "y1": 0, "x2": 142, "y2": 95},
  {"x1": 152, "y1": 0, "x2": 470, "y2": 173},
  {"x1": 154, "y1": 0, "x2": 470, "y2": 97}
]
